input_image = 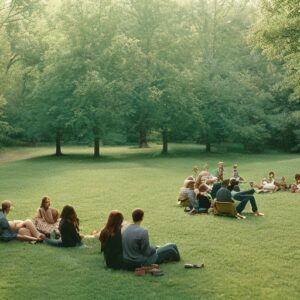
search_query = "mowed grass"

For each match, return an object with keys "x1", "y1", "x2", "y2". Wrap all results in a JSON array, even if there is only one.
[{"x1": 0, "y1": 144, "x2": 299, "y2": 300}]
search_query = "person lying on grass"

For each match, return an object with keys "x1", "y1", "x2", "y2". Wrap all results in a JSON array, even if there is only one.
[
  {"x1": 99, "y1": 210, "x2": 124, "y2": 270},
  {"x1": 250, "y1": 172, "x2": 279, "y2": 193},
  {"x1": 228, "y1": 179, "x2": 264, "y2": 217},
  {"x1": 34, "y1": 196, "x2": 60, "y2": 237},
  {"x1": 0, "y1": 200, "x2": 45, "y2": 242},
  {"x1": 45, "y1": 205, "x2": 83, "y2": 247},
  {"x1": 122, "y1": 208, "x2": 180, "y2": 271}
]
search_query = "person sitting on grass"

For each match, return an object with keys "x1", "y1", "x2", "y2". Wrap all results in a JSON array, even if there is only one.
[
  {"x1": 215, "y1": 180, "x2": 246, "y2": 219},
  {"x1": 177, "y1": 178, "x2": 197, "y2": 208},
  {"x1": 196, "y1": 184, "x2": 213, "y2": 212},
  {"x1": 228, "y1": 179, "x2": 264, "y2": 217},
  {"x1": 276, "y1": 176, "x2": 289, "y2": 191},
  {"x1": 250, "y1": 172, "x2": 279, "y2": 193},
  {"x1": 99, "y1": 210, "x2": 124, "y2": 270},
  {"x1": 34, "y1": 196, "x2": 60, "y2": 237},
  {"x1": 46, "y1": 205, "x2": 83, "y2": 247},
  {"x1": 0, "y1": 200, "x2": 45, "y2": 242},
  {"x1": 290, "y1": 174, "x2": 300, "y2": 193},
  {"x1": 122, "y1": 208, "x2": 180, "y2": 271}
]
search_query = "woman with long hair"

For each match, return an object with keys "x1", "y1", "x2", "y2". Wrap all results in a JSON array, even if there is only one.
[
  {"x1": 34, "y1": 196, "x2": 60, "y2": 236},
  {"x1": 99, "y1": 210, "x2": 124, "y2": 269},
  {"x1": 46, "y1": 205, "x2": 83, "y2": 247}
]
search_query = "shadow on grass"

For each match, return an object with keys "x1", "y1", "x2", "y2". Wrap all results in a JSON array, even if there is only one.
[
  {"x1": 19, "y1": 145, "x2": 210, "y2": 164},
  {"x1": 6, "y1": 144, "x2": 300, "y2": 168}
]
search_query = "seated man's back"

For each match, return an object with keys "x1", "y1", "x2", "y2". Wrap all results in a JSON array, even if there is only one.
[
  {"x1": 216, "y1": 186, "x2": 233, "y2": 203},
  {"x1": 122, "y1": 223, "x2": 156, "y2": 265}
]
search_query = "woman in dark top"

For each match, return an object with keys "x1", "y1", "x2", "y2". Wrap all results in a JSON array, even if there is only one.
[
  {"x1": 99, "y1": 210, "x2": 124, "y2": 269},
  {"x1": 197, "y1": 184, "x2": 212, "y2": 211},
  {"x1": 46, "y1": 205, "x2": 83, "y2": 247}
]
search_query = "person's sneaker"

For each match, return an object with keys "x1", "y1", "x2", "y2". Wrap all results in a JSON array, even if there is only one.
[
  {"x1": 184, "y1": 263, "x2": 204, "y2": 269},
  {"x1": 134, "y1": 268, "x2": 146, "y2": 276},
  {"x1": 254, "y1": 212, "x2": 264, "y2": 216},
  {"x1": 189, "y1": 208, "x2": 197, "y2": 215},
  {"x1": 184, "y1": 207, "x2": 191, "y2": 213},
  {"x1": 151, "y1": 269, "x2": 164, "y2": 276},
  {"x1": 236, "y1": 213, "x2": 246, "y2": 220}
]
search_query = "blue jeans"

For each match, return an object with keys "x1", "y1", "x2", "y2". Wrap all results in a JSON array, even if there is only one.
[
  {"x1": 155, "y1": 243, "x2": 180, "y2": 264},
  {"x1": 233, "y1": 189, "x2": 258, "y2": 213},
  {"x1": 45, "y1": 238, "x2": 82, "y2": 247},
  {"x1": 45, "y1": 238, "x2": 63, "y2": 247}
]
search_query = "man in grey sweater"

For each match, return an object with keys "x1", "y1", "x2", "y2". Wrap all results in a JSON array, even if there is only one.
[{"x1": 122, "y1": 208, "x2": 180, "y2": 270}]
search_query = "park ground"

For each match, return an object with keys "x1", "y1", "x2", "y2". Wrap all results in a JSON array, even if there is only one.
[{"x1": 0, "y1": 144, "x2": 299, "y2": 300}]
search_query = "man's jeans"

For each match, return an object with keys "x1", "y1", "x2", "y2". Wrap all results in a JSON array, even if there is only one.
[
  {"x1": 155, "y1": 243, "x2": 180, "y2": 264},
  {"x1": 233, "y1": 189, "x2": 258, "y2": 213}
]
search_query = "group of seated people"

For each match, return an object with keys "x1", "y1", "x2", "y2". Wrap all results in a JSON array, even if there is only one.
[
  {"x1": 0, "y1": 198, "x2": 180, "y2": 274},
  {"x1": 178, "y1": 162, "x2": 300, "y2": 219},
  {"x1": 250, "y1": 172, "x2": 300, "y2": 193},
  {"x1": 0, "y1": 197, "x2": 83, "y2": 246}
]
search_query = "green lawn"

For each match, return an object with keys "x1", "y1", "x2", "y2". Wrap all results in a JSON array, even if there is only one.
[{"x1": 0, "y1": 144, "x2": 299, "y2": 300}]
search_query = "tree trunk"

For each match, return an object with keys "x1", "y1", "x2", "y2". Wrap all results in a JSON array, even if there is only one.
[
  {"x1": 205, "y1": 142, "x2": 211, "y2": 153},
  {"x1": 55, "y1": 131, "x2": 63, "y2": 156},
  {"x1": 162, "y1": 129, "x2": 168, "y2": 155},
  {"x1": 139, "y1": 129, "x2": 149, "y2": 148},
  {"x1": 94, "y1": 135, "x2": 100, "y2": 158}
]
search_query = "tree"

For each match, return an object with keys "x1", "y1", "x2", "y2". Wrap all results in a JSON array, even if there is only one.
[
  {"x1": 253, "y1": 0, "x2": 300, "y2": 100},
  {"x1": 252, "y1": 0, "x2": 300, "y2": 151}
]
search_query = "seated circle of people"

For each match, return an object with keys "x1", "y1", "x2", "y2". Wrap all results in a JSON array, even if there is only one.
[
  {"x1": 34, "y1": 196, "x2": 60, "y2": 237},
  {"x1": 122, "y1": 208, "x2": 180, "y2": 270},
  {"x1": 0, "y1": 200, "x2": 45, "y2": 242},
  {"x1": 45, "y1": 205, "x2": 83, "y2": 247},
  {"x1": 215, "y1": 179, "x2": 264, "y2": 219}
]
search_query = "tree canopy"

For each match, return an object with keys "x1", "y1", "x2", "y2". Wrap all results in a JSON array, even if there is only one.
[{"x1": 0, "y1": 0, "x2": 299, "y2": 154}]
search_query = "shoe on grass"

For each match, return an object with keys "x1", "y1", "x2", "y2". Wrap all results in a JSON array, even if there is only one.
[
  {"x1": 134, "y1": 268, "x2": 146, "y2": 276},
  {"x1": 236, "y1": 213, "x2": 246, "y2": 220},
  {"x1": 189, "y1": 208, "x2": 197, "y2": 215},
  {"x1": 254, "y1": 211, "x2": 264, "y2": 216},
  {"x1": 184, "y1": 263, "x2": 204, "y2": 269},
  {"x1": 150, "y1": 269, "x2": 164, "y2": 276}
]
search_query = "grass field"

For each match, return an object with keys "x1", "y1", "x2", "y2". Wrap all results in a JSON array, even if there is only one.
[{"x1": 0, "y1": 144, "x2": 299, "y2": 300}]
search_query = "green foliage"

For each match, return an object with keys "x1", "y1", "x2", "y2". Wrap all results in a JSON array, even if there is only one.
[
  {"x1": 253, "y1": 0, "x2": 300, "y2": 100},
  {"x1": 0, "y1": 0, "x2": 299, "y2": 152}
]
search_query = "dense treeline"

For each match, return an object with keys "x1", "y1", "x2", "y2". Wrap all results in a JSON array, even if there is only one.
[{"x1": 0, "y1": 0, "x2": 299, "y2": 156}]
